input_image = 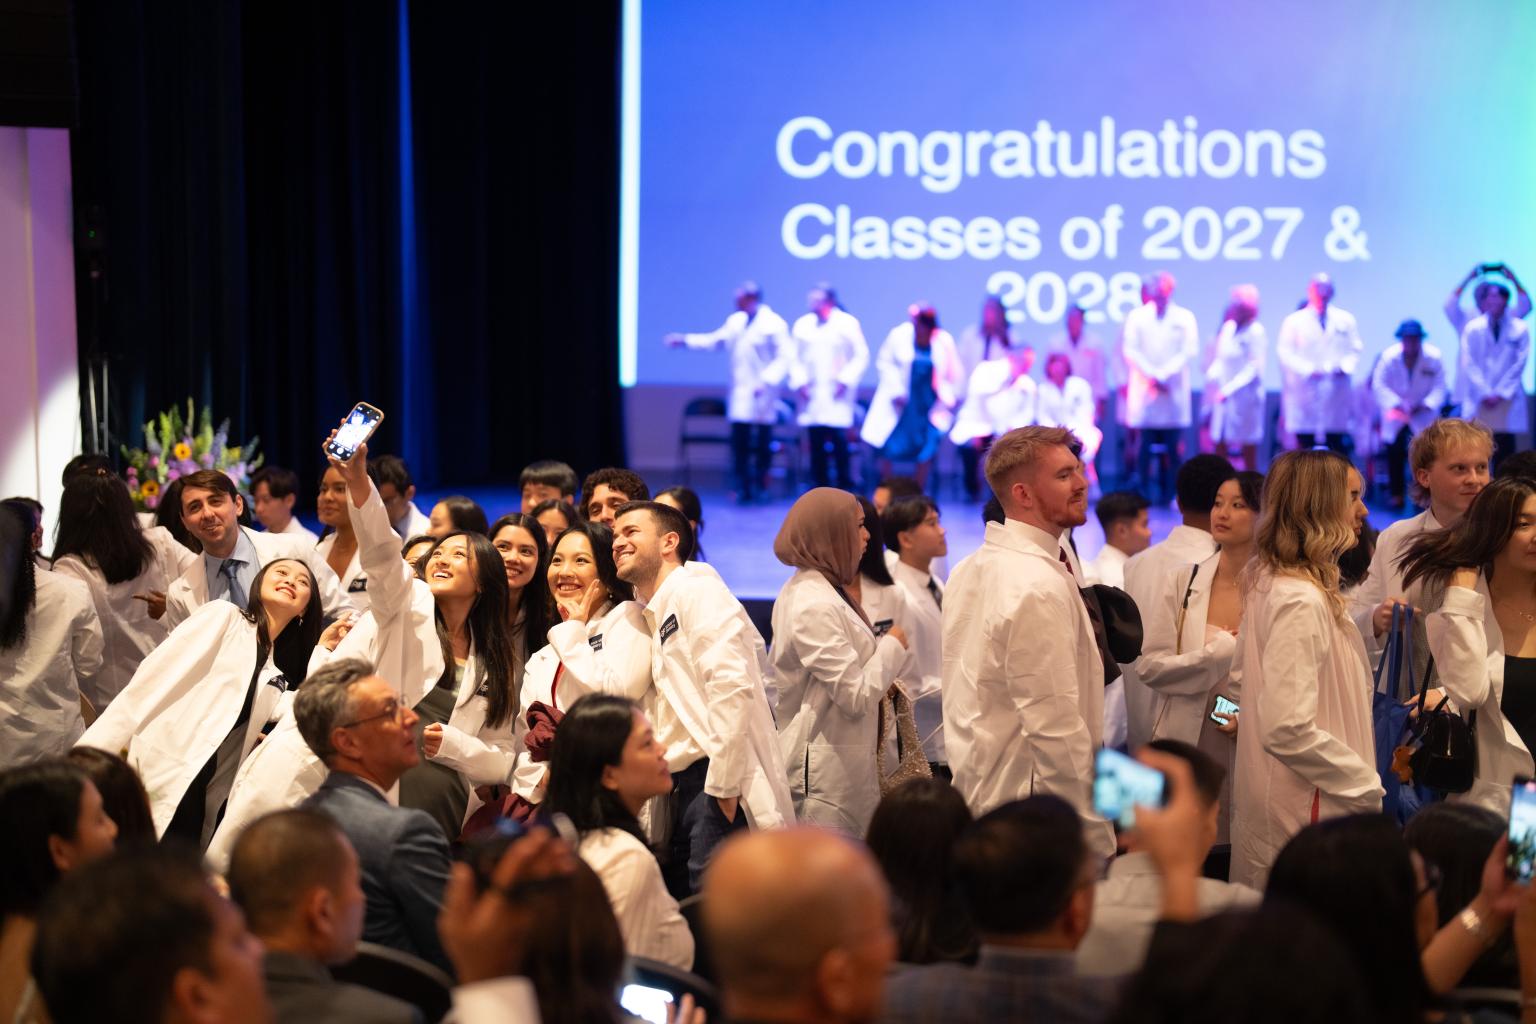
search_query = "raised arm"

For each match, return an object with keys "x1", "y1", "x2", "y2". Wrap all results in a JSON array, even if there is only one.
[{"x1": 326, "y1": 439, "x2": 414, "y2": 621}]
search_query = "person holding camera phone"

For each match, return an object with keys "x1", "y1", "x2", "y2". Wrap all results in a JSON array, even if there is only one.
[
  {"x1": 1400, "y1": 475, "x2": 1536, "y2": 814},
  {"x1": 1445, "y1": 262, "x2": 1531, "y2": 338},
  {"x1": 861, "y1": 304, "x2": 964, "y2": 491},
  {"x1": 1458, "y1": 276, "x2": 1531, "y2": 476}
]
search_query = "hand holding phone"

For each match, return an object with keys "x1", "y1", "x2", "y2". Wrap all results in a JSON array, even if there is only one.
[
  {"x1": 1093, "y1": 747, "x2": 1167, "y2": 830},
  {"x1": 1211, "y1": 695, "x2": 1240, "y2": 725},
  {"x1": 1508, "y1": 779, "x2": 1536, "y2": 882},
  {"x1": 324, "y1": 402, "x2": 384, "y2": 462}
]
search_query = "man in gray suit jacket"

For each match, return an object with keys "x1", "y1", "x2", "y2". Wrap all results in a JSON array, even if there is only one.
[
  {"x1": 295, "y1": 656, "x2": 453, "y2": 973},
  {"x1": 228, "y1": 808, "x2": 423, "y2": 1024}
]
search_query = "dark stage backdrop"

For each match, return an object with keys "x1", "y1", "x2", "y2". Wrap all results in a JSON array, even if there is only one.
[{"x1": 70, "y1": 0, "x2": 623, "y2": 496}]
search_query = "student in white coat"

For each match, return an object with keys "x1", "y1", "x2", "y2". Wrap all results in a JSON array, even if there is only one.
[
  {"x1": 790, "y1": 285, "x2": 869, "y2": 490},
  {"x1": 315, "y1": 463, "x2": 369, "y2": 611},
  {"x1": 1230, "y1": 450, "x2": 1382, "y2": 889},
  {"x1": 612, "y1": 500, "x2": 794, "y2": 897},
  {"x1": 1400, "y1": 476, "x2": 1536, "y2": 813},
  {"x1": 1372, "y1": 319, "x2": 1449, "y2": 510},
  {"x1": 950, "y1": 347, "x2": 1036, "y2": 500},
  {"x1": 1044, "y1": 305, "x2": 1109, "y2": 421},
  {"x1": 1276, "y1": 273, "x2": 1362, "y2": 452},
  {"x1": 509, "y1": 519, "x2": 651, "y2": 810},
  {"x1": 941, "y1": 425, "x2": 1116, "y2": 861},
  {"x1": 1351, "y1": 418, "x2": 1492, "y2": 670},
  {"x1": 1459, "y1": 281, "x2": 1531, "y2": 473},
  {"x1": 1445, "y1": 263, "x2": 1532, "y2": 338},
  {"x1": 165, "y1": 468, "x2": 347, "y2": 628},
  {"x1": 250, "y1": 466, "x2": 318, "y2": 545},
  {"x1": 1037, "y1": 352, "x2": 1102, "y2": 487},
  {"x1": 1122, "y1": 272, "x2": 1199, "y2": 503},
  {"x1": 78, "y1": 557, "x2": 323, "y2": 848},
  {"x1": 0, "y1": 505, "x2": 104, "y2": 769},
  {"x1": 1132, "y1": 472, "x2": 1259, "y2": 843},
  {"x1": 665, "y1": 281, "x2": 793, "y2": 503},
  {"x1": 49, "y1": 470, "x2": 196, "y2": 711},
  {"x1": 1084, "y1": 491, "x2": 1152, "y2": 590},
  {"x1": 882, "y1": 495, "x2": 949, "y2": 774},
  {"x1": 860, "y1": 304, "x2": 963, "y2": 490},
  {"x1": 954, "y1": 296, "x2": 1032, "y2": 500},
  {"x1": 1205, "y1": 285, "x2": 1267, "y2": 471},
  {"x1": 771, "y1": 488, "x2": 909, "y2": 836}
]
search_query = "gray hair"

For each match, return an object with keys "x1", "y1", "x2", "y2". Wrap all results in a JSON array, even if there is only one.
[{"x1": 293, "y1": 656, "x2": 376, "y2": 766}]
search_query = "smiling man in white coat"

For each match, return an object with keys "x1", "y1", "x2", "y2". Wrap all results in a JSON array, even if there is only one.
[{"x1": 941, "y1": 425, "x2": 1115, "y2": 861}]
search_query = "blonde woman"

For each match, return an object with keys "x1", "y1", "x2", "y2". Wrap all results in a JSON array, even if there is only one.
[{"x1": 1230, "y1": 450, "x2": 1383, "y2": 888}]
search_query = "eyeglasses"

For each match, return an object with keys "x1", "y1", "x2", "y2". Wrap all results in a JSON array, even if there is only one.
[
  {"x1": 1416, "y1": 860, "x2": 1443, "y2": 900},
  {"x1": 339, "y1": 700, "x2": 406, "y2": 729}
]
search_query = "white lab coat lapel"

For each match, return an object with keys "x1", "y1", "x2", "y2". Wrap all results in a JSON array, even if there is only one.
[{"x1": 1134, "y1": 552, "x2": 1236, "y2": 745}]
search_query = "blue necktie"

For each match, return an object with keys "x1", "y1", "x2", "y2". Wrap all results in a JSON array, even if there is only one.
[{"x1": 220, "y1": 559, "x2": 248, "y2": 610}]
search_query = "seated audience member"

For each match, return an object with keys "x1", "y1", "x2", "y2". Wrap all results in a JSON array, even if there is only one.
[
  {"x1": 529, "y1": 498, "x2": 578, "y2": 549},
  {"x1": 153, "y1": 477, "x2": 199, "y2": 553},
  {"x1": 59, "y1": 453, "x2": 113, "y2": 487},
  {"x1": 865, "y1": 778, "x2": 978, "y2": 965},
  {"x1": 65, "y1": 747, "x2": 155, "y2": 849},
  {"x1": 520, "y1": 460, "x2": 579, "y2": 512},
  {"x1": 0, "y1": 504, "x2": 104, "y2": 768},
  {"x1": 0, "y1": 761, "x2": 118, "y2": 1024},
  {"x1": 656, "y1": 486, "x2": 706, "y2": 561},
  {"x1": 881, "y1": 795, "x2": 1114, "y2": 1024},
  {"x1": 544, "y1": 694, "x2": 694, "y2": 969},
  {"x1": 165, "y1": 468, "x2": 346, "y2": 627},
  {"x1": 31, "y1": 846, "x2": 270, "y2": 1024},
  {"x1": 50, "y1": 469, "x2": 197, "y2": 711},
  {"x1": 368, "y1": 454, "x2": 432, "y2": 540},
  {"x1": 1405, "y1": 803, "x2": 1520, "y2": 1014},
  {"x1": 1076, "y1": 740, "x2": 1258, "y2": 978},
  {"x1": 580, "y1": 468, "x2": 650, "y2": 528},
  {"x1": 316, "y1": 464, "x2": 368, "y2": 607},
  {"x1": 872, "y1": 475, "x2": 923, "y2": 515},
  {"x1": 427, "y1": 495, "x2": 490, "y2": 539},
  {"x1": 1084, "y1": 491, "x2": 1151, "y2": 589},
  {"x1": 295, "y1": 657, "x2": 452, "y2": 973},
  {"x1": 704, "y1": 829, "x2": 896, "y2": 1024},
  {"x1": 251, "y1": 466, "x2": 318, "y2": 544},
  {"x1": 401, "y1": 533, "x2": 437, "y2": 569},
  {"x1": 227, "y1": 809, "x2": 421, "y2": 1024}
]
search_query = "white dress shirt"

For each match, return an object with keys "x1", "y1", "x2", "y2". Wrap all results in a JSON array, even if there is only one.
[
  {"x1": 789, "y1": 308, "x2": 870, "y2": 428},
  {"x1": 1276, "y1": 304, "x2": 1362, "y2": 434},
  {"x1": 578, "y1": 828, "x2": 694, "y2": 969},
  {"x1": 678, "y1": 303, "x2": 794, "y2": 424},
  {"x1": 1, "y1": 572, "x2": 103, "y2": 767},
  {"x1": 942, "y1": 518, "x2": 1114, "y2": 860},
  {"x1": 1122, "y1": 301, "x2": 1199, "y2": 429},
  {"x1": 891, "y1": 558, "x2": 946, "y2": 763},
  {"x1": 1372, "y1": 343, "x2": 1448, "y2": 441},
  {"x1": 1459, "y1": 312, "x2": 1531, "y2": 434}
]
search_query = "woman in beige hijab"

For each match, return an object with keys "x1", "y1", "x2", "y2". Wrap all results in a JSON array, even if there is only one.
[{"x1": 769, "y1": 488, "x2": 908, "y2": 835}]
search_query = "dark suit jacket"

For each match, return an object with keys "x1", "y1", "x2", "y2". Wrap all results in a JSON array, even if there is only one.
[
  {"x1": 263, "y1": 951, "x2": 424, "y2": 1024},
  {"x1": 879, "y1": 946, "x2": 1120, "y2": 1024},
  {"x1": 301, "y1": 771, "x2": 453, "y2": 972}
]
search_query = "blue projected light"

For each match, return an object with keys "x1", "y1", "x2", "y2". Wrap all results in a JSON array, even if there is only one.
[{"x1": 620, "y1": 0, "x2": 1536, "y2": 392}]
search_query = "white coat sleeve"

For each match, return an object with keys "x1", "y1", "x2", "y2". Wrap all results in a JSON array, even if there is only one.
[
  {"x1": 1224, "y1": 325, "x2": 1265, "y2": 394},
  {"x1": 682, "y1": 591, "x2": 765, "y2": 801},
  {"x1": 1426, "y1": 586, "x2": 1495, "y2": 710},
  {"x1": 873, "y1": 329, "x2": 905, "y2": 399},
  {"x1": 1424, "y1": 358, "x2": 1448, "y2": 411},
  {"x1": 1134, "y1": 575, "x2": 1237, "y2": 699},
  {"x1": 70, "y1": 593, "x2": 107, "y2": 703},
  {"x1": 1461, "y1": 327, "x2": 1490, "y2": 398},
  {"x1": 1444, "y1": 295, "x2": 1469, "y2": 337},
  {"x1": 1349, "y1": 542, "x2": 1391, "y2": 656},
  {"x1": 1275, "y1": 317, "x2": 1314, "y2": 376},
  {"x1": 349, "y1": 480, "x2": 415, "y2": 621},
  {"x1": 593, "y1": 840, "x2": 695, "y2": 970},
  {"x1": 786, "y1": 326, "x2": 811, "y2": 391},
  {"x1": 837, "y1": 321, "x2": 870, "y2": 388},
  {"x1": 431, "y1": 717, "x2": 518, "y2": 786},
  {"x1": 1000, "y1": 588, "x2": 1098, "y2": 809},
  {"x1": 760, "y1": 320, "x2": 794, "y2": 389},
  {"x1": 1254, "y1": 591, "x2": 1382, "y2": 809},
  {"x1": 788, "y1": 601, "x2": 905, "y2": 720},
  {"x1": 680, "y1": 315, "x2": 735, "y2": 351},
  {"x1": 1337, "y1": 316, "x2": 1361, "y2": 377},
  {"x1": 1121, "y1": 316, "x2": 1160, "y2": 380}
]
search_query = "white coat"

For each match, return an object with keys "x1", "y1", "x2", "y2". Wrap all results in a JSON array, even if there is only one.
[
  {"x1": 165, "y1": 525, "x2": 349, "y2": 629},
  {"x1": 678, "y1": 304, "x2": 794, "y2": 424},
  {"x1": 1230, "y1": 574, "x2": 1383, "y2": 889},
  {"x1": 510, "y1": 601, "x2": 654, "y2": 805},
  {"x1": 941, "y1": 519, "x2": 1115, "y2": 860},
  {"x1": 79, "y1": 601, "x2": 288, "y2": 836},
  {"x1": 1122, "y1": 301, "x2": 1199, "y2": 429},
  {"x1": 789, "y1": 308, "x2": 869, "y2": 428},
  {"x1": 1037, "y1": 376, "x2": 1101, "y2": 458},
  {"x1": 1460, "y1": 312, "x2": 1531, "y2": 434},
  {"x1": 1372, "y1": 343, "x2": 1448, "y2": 442},
  {"x1": 772, "y1": 569, "x2": 906, "y2": 835},
  {"x1": 316, "y1": 532, "x2": 371, "y2": 612},
  {"x1": 955, "y1": 324, "x2": 1027, "y2": 395},
  {"x1": 1426, "y1": 580, "x2": 1535, "y2": 813},
  {"x1": 642, "y1": 562, "x2": 794, "y2": 829},
  {"x1": 1133, "y1": 552, "x2": 1238, "y2": 746},
  {"x1": 1276, "y1": 304, "x2": 1362, "y2": 435},
  {"x1": 1206, "y1": 320, "x2": 1268, "y2": 446},
  {"x1": 275, "y1": 518, "x2": 320, "y2": 545},
  {"x1": 890, "y1": 560, "x2": 946, "y2": 763},
  {"x1": 1043, "y1": 331, "x2": 1110, "y2": 401},
  {"x1": 859, "y1": 323, "x2": 963, "y2": 449},
  {"x1": 949, "y1": 359, "x2": 1035, "y2": 444},
  {"x1": 50, "y1": 528, "x2": 193, "y2": 712},
  {"x1": 1, "y1": 572, "x2": 103, "y2": 767}
]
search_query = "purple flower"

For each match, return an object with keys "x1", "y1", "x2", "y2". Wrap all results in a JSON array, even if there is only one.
[
  {"x1": 167, "y1": 468, "x2": 181, "y2": 482},
  {"x1": 145, "y1": 494, "x2": 159, "y2": 509},
  {"x1": 148, "y1": 456, "x2": 159, "y2": 468}
]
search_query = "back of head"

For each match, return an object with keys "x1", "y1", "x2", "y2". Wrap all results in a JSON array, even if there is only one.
[
  {"x1": 1143, "y1": 739, "x2": 1223, "y2": 807},
  {"x1": 1174, "y1": 454, "x2": 1236, "y2": 517},
  {"x1": 876, "y1": 476, "x2": 923, "y2": 504},
  {"x1": 1095, "y1": 489, "x2": 1150, "y2": 534},
  {"x1": 438, "y1": 495, "x2": 490, "y2": 535},
  {"x1": 227, "y1": 809, "x2": 349, "y2": 940},
  {"x1": 1106, "y1": 905, "x2": 1369, "y2": 1024},
  {"x1": 1496, "y1": 448, "x2": 1536, "y2": 484},
  {"x1": 1405, "y1": 802, "x2": 1515, "y2": 988},
  {"x1": 1410, "y1": 418, "x2": 1493, "y2": 505},
  {"x1": 294, "y1": 656, "x2": 375, "y2": 766},
  {"x1": 32, "y1": 845, "x2": 220, "y2": 1024},
  {"x1": 61, "y1": 453, "x2": 113, "y2": 487},
  {"x1": 521, "y1": 860, "x2": 627, "y2": 1024},
  {"x1": 866, "y1": 779, "x2": 977, "y2": 964},
  {"x1": 1253, "y1": 449, "x2": 1354, "y2": 606},
  {"x1": 520, "y1": 459, "x2": 579, "y2": 497},
  {"x1": 0, "y1": 761, "x2": 89, "y2": 916},
  {"x1": 953, "y1": 795, "x2": 1086, "y2": 936},
  {"x1": 1264, "y1": 815, "x2": 1429, "y2": 1022},
  {"x1": 250, "y1": 465, "x2": 300, "y2": 499},
  {"x1": 67, "y1": 747, "x2": 156, "y2": 849},
  {"x1": 52, "y1": 470, "x2": 154, "y2": 584}
]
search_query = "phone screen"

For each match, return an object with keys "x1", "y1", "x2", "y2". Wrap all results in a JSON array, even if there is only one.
[
  {"x1": 1093, "y1": 747, "x2": 1167, "y2": 830},
  {"x1": 325, "y1": 404, "x2": 383, "y2": 461},
  {"x1": 1211, "y1": 695, "x2": 1240, "y2": 724},
  {"x1": 619, "y1": 984, "x2": 675, "y2": 1024},
  {"x1": 1509, "y1": 778, "x2": 1536, "y2": 882}
]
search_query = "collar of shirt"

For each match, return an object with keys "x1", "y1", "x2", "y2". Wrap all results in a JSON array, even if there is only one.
[
  {"x1": 890, "y1": 557, "x2": 933, "y2": 590},
  {"x1": 1422, "y1": 508, "x2": 1442, "y2": 532},
  {"x1": 975, "y1": 944, "x2": 1078, "y2": 973},
  {"x1": 1096, "y1": 545, "x2": 1129, "y2": 570},
  {"x1": 202, "y1": 527, "x2": 259, "y2": 590},
  {"x1": 1165, "y1": 524, "x2": 1217, "y2": 559},
  {"x1": 997, "y1": 518, "x2": 1066, "y2": 560}
]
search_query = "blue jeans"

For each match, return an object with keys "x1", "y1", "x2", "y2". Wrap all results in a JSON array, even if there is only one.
[{"x1": 663, "y1": 758, "x2": 747, "y2": 900}]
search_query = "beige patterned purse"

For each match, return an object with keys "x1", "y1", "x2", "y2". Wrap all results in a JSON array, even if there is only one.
[{"x1": 877, "y1": 682, "x2": 933, "y2": 793}]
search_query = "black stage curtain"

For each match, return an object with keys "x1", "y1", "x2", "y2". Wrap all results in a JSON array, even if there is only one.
[{"x1": 70, "y1": 0, "x2": 623, "y2": 496}]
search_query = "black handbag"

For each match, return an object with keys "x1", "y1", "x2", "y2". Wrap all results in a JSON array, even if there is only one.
[{"x1": 1408, "y1": 657, "x2": 1477, "y2": 794}]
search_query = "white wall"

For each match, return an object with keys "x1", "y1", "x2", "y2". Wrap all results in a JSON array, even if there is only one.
[{"x1": 0, "y1": 127, "x2": 79, "y2": 545}]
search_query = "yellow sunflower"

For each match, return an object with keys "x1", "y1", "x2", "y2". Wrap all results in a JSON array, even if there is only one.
[
  {"x1": 140, "y1": 479, "x2": 161, "y2": 497},
  {"x1": 172, "y1": 442, "x2": 192, "y2": 460}
]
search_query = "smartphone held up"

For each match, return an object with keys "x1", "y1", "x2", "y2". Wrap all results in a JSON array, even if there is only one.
[{"x1": 325, "y1": 402, "x2": 384, "y2": 461}]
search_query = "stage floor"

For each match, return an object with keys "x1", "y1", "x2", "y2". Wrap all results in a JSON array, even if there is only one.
[{"x1": 411, "y1": 483, "x2": 1418, "y2": 601}]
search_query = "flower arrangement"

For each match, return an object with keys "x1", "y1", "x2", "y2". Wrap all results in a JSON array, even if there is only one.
[{"x1": 120, "y1": 400, "x2": 262, "y2": 511}]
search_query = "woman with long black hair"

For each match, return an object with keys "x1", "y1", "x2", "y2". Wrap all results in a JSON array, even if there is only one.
[{"x1": 545, "y1": 694, "x2": 692, "y2": 969}]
